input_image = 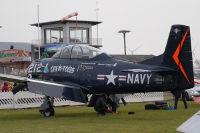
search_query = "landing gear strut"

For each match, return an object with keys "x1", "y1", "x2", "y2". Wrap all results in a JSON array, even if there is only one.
[{"x1": 39, "y1": 96, "x2": 55, "y2": 117}]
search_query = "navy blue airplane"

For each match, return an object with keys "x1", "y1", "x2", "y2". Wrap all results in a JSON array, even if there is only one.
[{"x1": 0, "y1": 25, "x2": 194, "y2": 117}]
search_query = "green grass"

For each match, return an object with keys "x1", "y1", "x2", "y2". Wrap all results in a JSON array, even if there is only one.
[{"x1": 0, "y1": 101, "x2": 199, "y2": 133}]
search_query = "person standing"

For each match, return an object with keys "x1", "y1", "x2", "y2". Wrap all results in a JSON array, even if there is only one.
[{"x1": 2, "y1": 82, "x2": 9, "y2": 92}]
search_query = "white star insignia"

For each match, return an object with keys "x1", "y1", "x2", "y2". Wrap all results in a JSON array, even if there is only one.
[{"x1": 105, "y1": 70, "x2": 118, "y2": 85}]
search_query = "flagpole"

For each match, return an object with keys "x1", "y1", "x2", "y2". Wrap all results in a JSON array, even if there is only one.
[{"x1": 37, "y1": 4, "x2": 40, "y2": 59}]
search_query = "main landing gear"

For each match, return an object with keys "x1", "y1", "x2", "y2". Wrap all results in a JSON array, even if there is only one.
[
  {"x1": 89, "y1": 94, "x2": 119, "y2": 115},
  {"x1": 39, "y1": 96, "x2": 55, "y2": 117}
]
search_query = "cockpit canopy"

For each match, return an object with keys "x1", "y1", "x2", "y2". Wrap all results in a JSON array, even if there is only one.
[{"x1": 52, "y1": 45, "x2": 103, "y2": 59}]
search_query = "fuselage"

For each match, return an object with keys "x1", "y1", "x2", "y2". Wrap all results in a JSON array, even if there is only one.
[{"x1": 28, "y1": 53, "x2": 177, "y2": 94}]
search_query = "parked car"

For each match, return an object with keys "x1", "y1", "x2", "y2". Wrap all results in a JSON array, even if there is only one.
[{"x1": 185, "y1": 83, "x2": 200, "y2": 100}]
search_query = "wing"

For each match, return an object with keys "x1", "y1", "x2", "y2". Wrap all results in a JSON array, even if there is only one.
[
  {"x1": 0, "y1": 74, "x2": 87, "y2": 103},
  {"x1": 176, "y1": 110, "x2": 200, "y2": 133},
  {"x1": 0, "y1": 73, "x2": 27, "y2": 82}
]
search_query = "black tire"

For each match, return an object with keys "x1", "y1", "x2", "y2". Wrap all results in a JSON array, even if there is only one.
[
  {"x1": 94, "y1": 96, "x2": 107, "y2": 115},
  {"x1": 43, "y1": 111, "x2": 51, "y2": 117},
  {"x1": 43, "y1": 107, "x2": 55, "y2": 117},
  {"x1": 145, "y1": 104, "x2": 160, "y2": 110}
]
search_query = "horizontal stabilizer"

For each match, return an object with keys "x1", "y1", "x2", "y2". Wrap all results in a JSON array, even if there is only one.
[
  {"x1": 121, "y1": 68, "x2": 175, "y2": 73},
  {"x1": 177, "y1": 110, "x2": 200, "y2": 133}
]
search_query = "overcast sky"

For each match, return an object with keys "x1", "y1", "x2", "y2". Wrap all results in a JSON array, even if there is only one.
[{"x1": 0, "y1": 0, "x2": 199, "y2": 60}]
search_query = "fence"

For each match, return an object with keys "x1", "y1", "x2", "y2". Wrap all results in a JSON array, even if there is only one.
[{"x1": 0, "y1": 91, "x2": 164, "y2": 109}]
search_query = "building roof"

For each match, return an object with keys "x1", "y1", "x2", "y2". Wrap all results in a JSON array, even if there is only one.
[
  {"x1": 30, "y1": 20, "x2": 102, "y2": 27},
  {"x1": 0, "y1": 42, "x2": 32, "y2": 52}
]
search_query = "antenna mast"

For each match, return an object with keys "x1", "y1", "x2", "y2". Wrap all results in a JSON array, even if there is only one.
[{"x1": 95, "y1": 1, "x2": 99, "y2": 46}]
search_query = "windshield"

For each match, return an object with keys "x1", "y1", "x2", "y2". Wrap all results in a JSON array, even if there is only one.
[
  {"x1": 81, "y1": 45, "x2": 103, "y2": 58},
  {"x1": 52, "y1": 45, "x2": 103, "y2": 59},
  {"x1": 52, "y1": 49, "x2": 61, "y2": 58}
]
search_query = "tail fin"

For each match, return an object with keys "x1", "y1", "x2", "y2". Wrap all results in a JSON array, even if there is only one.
[{"x1": 162, "y1": 25, "x2": 194, "y2": 89}]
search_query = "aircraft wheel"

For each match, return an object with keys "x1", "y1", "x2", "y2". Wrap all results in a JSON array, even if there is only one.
[
  {"x1": 94, "y1": 96, "x2": 107, "y2": 115},
  {"x1": 43, "y1": 111, "x2": 51, "y2": 117},
  {"x1": 42, "y1": 107, "x2": 55, "y2": 117}
]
